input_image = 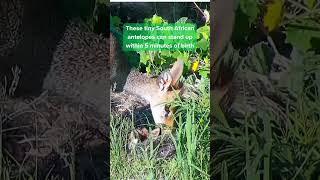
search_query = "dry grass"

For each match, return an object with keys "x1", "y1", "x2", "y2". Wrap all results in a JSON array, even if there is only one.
[{"x1": 1, "y1": 67, "x2": 108, "y2": 180}]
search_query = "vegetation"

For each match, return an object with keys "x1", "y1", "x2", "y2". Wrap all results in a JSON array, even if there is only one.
[
  {"x1": 111, "y1": 75, "x2": 210, "y2": 179},
  {"x1": 111, "y1": 12, "x2": 210, "y2": 79},
  {"x1": 1, "y1": 0, "x2": 110, "y2": 179},
  {"x1": 212, "y1": 0, "x2": 320, "y2": 179},
  {"x1": 110, "y1": 3, "x2": 211, "y2": 179}
]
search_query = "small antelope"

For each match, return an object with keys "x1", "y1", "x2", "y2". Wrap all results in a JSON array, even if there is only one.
[
  {"x1": 123, "y1": 60, "x2": 184, "y2": 127},
  {"x1": 110, "y1": 32, "x2": 184, "y2": 128}
]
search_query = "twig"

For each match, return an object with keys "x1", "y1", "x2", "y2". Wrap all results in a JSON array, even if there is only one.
[
  {"x1": 193, "y1": 2, "x2": 206, "y2": 19},
  {"x1": 9, "y1": 66, "x2": 21, "y2": 96}
]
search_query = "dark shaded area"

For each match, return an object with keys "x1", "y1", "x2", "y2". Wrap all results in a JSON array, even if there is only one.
[
  {"x1": 110, "y1": 2, "x2": 209, "y2": 26},
  {"x1": 211, "y1": 1, "x2": 320, "y2": 179},
  {"x1": 0, "y1": 0, "x2": 109, "y2": 97},
  {"x1": 231, "y1": 8, "x2": 292, "y2": 58},
  {"x1": 311, "y1": 37, "x2": 320, "y2": 54},
  {"x1": 95, "y1": 4, "x2": 109, "y2": 37},
  {"x1": 0, "y1": 0, "x2": 68, "y2": 97},
  {"x1": 46, "y1": 144, "x2": 108, "y2": 180},
  {"x1": 269, "y1": 29, "x2": 293, "y2": 58},
  {"x1": 0, "y1": 0, "x2": 109, "y2": 179}
]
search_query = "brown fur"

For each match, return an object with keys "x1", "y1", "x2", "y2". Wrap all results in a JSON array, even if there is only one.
[{"x1": 123, "y1": 60, "x2": 183, "y2": 126}]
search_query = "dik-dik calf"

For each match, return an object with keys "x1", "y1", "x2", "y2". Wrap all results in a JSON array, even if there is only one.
[{"x1": 110, "y1": 33, "x2": 184, "y2": 127}]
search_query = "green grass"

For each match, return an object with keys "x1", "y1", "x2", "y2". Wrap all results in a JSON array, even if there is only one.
[
  {"x1": 110, "y1": 76, "x2": 210, "y2": 179},
  {"x1": 0, "y1": 69, "x2": 79, "y2": 180},
  {"x1": 211, "y1": 44, "x2": 320, "y2": 179},
  {"x1": 213, "y1": 90, "x2": 320, "y2": 179}
]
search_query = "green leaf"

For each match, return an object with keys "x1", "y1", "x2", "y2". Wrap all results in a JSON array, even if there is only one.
[
  {"x1": 239, "y1": 0, "x2": 259, "y2": 25},
  {"x1": 199, "y1": 69, "x2": 209, "y2": 78},
  {"x1": 286, "y1": 20, "x2": 320, "y2": 52},
  {"x1": 221, "y1": 161, "x2": 229, "y2": 180},
  {"x1": 204, "y1": 56, "x2": 210, "y2": 65},
  {"x1": 139, "y1": 51, "x2": 150, "y2": 65},
  {"x1": 111, "y1": 16, "x2": 122, "y2": 27},
  {"x1": 176, "y1": 17, "x2": 188, "y2": 23},
  {"x1": 197, "y1": 38, "x2": 208, "y2": 51},
  {"x1": 263, "y1": 0, "x2": 284, "y2": 32},
  {"x1": 146, "y1": 64, "x2": 151, "y2": 74},
  {"x1": 160, "y1": 50, "x2": 171, "y2": 57},
  {"x1": 172, "y1": 51, "x2": 182, "y2": 58},
  {"x1": 197, "y1": 25, "x2": 210, "y2": 40},
  {"x1": 177, "y1": 52, "x2": 190, "y2": 69},
  {"x1": 305, "y1": 0, "x2": 316, "y2": 9},
  {"x1": 151, "y1": 14, "x2": 164, "y2": 25}
]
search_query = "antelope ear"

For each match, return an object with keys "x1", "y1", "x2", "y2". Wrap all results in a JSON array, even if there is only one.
[
  {"x1": 158, "y1": 60, "x2": 184, "y2": 92},
  {"x1": 169, "y1": 59, "x2": 184, "y2": 87},
  {"x1": 158, "y1": 71, "x2": 172, "y2": 92}
]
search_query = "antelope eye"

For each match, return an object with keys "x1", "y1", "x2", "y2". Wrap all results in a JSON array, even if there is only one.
[{"x1": 164, "y1": 105, "x2": 170, "y2": 117}]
